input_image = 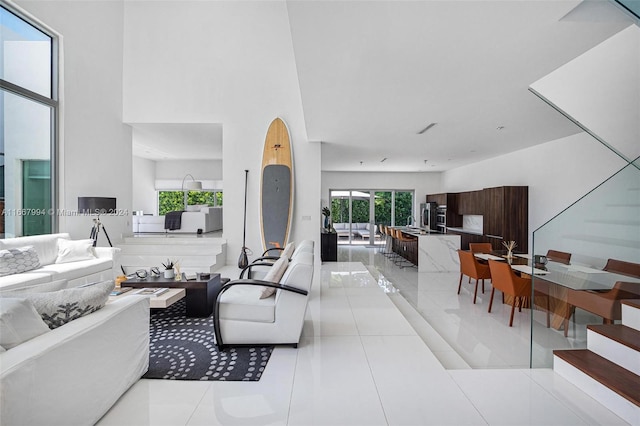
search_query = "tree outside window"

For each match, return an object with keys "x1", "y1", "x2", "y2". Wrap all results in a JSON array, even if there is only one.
[{"x1": 158, "y1": 191, "x2": 223, "y2": 215}]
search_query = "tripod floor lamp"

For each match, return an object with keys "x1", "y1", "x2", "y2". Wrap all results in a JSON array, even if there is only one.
[
  {"x1": 78, "y1": 197, "x2": 116, "y2": 248},
  {"x1": 181, "y1": 174, "x2": 203, "y2": 210},
  {"x1": 79, "y1": 197, "x2": 126, "y2": 275}
]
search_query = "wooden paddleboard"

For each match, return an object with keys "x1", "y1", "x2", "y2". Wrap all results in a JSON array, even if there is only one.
[{"x1": 260, "y1": 118, "x2": 293, "y2": 252}]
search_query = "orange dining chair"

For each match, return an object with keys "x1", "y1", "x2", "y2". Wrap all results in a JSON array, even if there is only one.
[
  {"x1": 603, "y1": 258, "x2": 640, "y2": 277},
  {"x1": 457, "y1": 250, "x2": 491, "y2": 304},
  {"x1": 469, "y1": 243, "x2": 493, "y2": 254},
  {"x1": 488, "y1": 260, "x2": 550, "y2": 327},
  {"x1": 563, "y1": 258, "x2": 640, "y2": 336},
  {"x1": 546, "y1": 250, "x2": 571, "y2": 265}
]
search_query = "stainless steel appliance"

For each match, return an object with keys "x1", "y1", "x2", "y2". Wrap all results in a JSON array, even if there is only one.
[{"x1": 419, "y1": 202, "x2": 437, "y2": 230}]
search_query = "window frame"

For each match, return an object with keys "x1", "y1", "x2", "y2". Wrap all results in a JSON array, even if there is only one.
[{"x1": 0, "y1": 3, "x2": 59, "y2": 236}]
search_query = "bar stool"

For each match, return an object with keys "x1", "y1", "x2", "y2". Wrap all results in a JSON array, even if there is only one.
[
  {"x1": 392, "y1": 228, "x2": 417, "y2": 268},
  {"x1": 382, "y1": 226, "x2": 396, "y2": 259}
]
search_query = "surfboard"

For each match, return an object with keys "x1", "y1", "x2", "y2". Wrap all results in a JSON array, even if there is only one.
[{"x1": 260, "y1": 118, "x2": 293, "y2": 252}]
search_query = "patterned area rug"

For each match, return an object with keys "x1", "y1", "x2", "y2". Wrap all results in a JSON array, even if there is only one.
[{"x1": 143, "y1": 299, "x2": 273, "y2": 381}]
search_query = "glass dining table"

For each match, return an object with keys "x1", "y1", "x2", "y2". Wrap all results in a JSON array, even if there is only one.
[{"x1": 473, "y1": 252, "x2": 640, "y2": 329}]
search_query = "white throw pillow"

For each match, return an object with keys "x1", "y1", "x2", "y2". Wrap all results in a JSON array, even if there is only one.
[
  {"x1": 0, "y1": 344, "x2": 5, "y2": 353},
  {"x1": 0, "y1": 246, "x2": 41, "y2": 277},
  {"x1": 260, "y1": 256, "x2": 289, "y2": 299},
  {"x1": 22, "y1": 280, "x2": 114, "y2": 329},
  {"x1": 55, "y1": 239, "x2": 96, "y2": 264},
  {"x1": 280, "y1": 242, "x2": 295, "y2": 259},
  {"x1": 0, "y1": 298, "x2": 51, "y2": 349}
]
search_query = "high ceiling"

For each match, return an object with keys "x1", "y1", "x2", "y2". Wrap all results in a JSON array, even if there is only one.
[{"x1": 133, "y1": 0, "x2": 633, "y2": 172}]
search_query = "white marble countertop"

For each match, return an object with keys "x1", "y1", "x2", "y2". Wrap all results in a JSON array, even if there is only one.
[{"x1": 446, "y1": 227, "x2": 483, "y2": 236}]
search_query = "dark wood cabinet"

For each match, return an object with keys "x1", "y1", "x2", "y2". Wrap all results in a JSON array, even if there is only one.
[
  {"x1": 426, "y1": 193, "x2": 462, "y2": 228},
  {"x1": 427, "y1": 186, "x2": 528, "y2": 252},
  {"x1": 426, "y1": 193, "x2": 446, "y2": 206},
  {"x1": 457, "y1": 190, "x2": 484, "y2": 215},
  {"x1": 483, "y1": 186, "x2": 504, "y2": 238},
  {"x1": 321, "y1": 231, "x2": 337, "y2": 262},
  {"x1": 482, "y1": 186, "x2": 528, "y2": 252}
]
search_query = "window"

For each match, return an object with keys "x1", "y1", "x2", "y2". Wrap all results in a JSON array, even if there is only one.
[
  {"x1": 1, "y1": 5, "x2": 57, "y2": 237},
  {"x1": 158, "y1": 190, "x2": 222, "y2": 215}
]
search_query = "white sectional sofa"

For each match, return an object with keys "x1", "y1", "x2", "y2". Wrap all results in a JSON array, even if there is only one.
[
  {"x1": 133, "y1": 206, "x2": 223, "y2": 233},
  {"x1": 333, "y1": 222, "x2": 373, "y2": 239},
  {"x1": 0, "y1": 294, "x2": 150, "y2": 426},
  {"x1": 0, "y1": 233, "x2": 118, "y2": 292}
]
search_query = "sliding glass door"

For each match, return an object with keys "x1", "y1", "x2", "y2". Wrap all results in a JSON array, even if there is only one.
[{"x1": 330, "y1": 189, "x2": 413, "y2": 246}]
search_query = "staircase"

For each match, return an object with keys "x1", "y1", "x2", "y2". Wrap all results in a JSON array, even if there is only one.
[
  {"x1": 115, "y1": 235, "x2": 227, "y2": 275},
  {"x1": 553, "y1": 299, "x2": 640, "y2": 424}
]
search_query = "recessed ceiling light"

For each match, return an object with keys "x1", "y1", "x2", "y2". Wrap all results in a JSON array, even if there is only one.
[{"x1": 417, "y1": 122, "x2": 437, "y2": 135}]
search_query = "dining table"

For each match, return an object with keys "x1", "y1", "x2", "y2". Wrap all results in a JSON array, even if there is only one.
[{"x1": 473, "y1": 251, "x2": 640, "y2": 329}]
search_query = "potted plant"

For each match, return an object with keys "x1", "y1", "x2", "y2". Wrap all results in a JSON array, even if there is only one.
[
  {"x1": 322, "y1": 206, "x2": 331, "y2": 229},
  {"x1": 162, "y1": 259, "x2": 175, "y2": 279}
]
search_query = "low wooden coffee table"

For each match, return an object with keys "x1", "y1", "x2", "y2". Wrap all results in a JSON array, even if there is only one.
[
  {"x1": 123, "y1": 273, "x2": 221, "y2": 318},
  {"x1": 109, "y1": 288, "x2": 186, "y2": 309}
]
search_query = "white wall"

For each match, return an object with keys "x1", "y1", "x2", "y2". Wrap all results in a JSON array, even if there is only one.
[
  {"x1": 132, "y1": 156, "x2": 156, "y2": 215},
  {"x1": 122, "y1": 1, "x2": 319, "y2": 262},
  {"x1": 530, "y1": 25, "x2": 640, "y2": 162},
  {"x1": 321, "y1": 171, "x2": 441, "y2": 222},
  {"x1": 441, "y1": 131, "x2": 629, "y2": 253},
  {"x1": 16, "y1": 0, "x2": 133, "y2": 243},
  {"x1": 155, "y1": 160, "x2": 222, "y2": 182}
]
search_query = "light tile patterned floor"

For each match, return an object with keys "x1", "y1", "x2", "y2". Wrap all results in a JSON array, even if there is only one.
[{"x1": 98, "y1": 247, "x2": 626, "y2": 425}]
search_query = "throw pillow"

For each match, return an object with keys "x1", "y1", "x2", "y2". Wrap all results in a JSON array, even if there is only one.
[
  {"x1": 22, "y1": 280, "x2": 114, "y2": 329},
  {"x1": 0, "y1": 246, "x2": 41, "y2": 277},
  {"x1": 260, "y1": 256, "x2": 289, "y2": 299},
  {"x1": 0, "y1": 298, "x2": 51, "y2": 349},
  {"x1": 281, "y1": 242, "x2": 295, "y2": 259},
  {"x1": 55, "y1": 239, "x2": 96, "y2": 264},
  {"x1": 0, "y1": 345, "x2": 5, "y2": 353}
]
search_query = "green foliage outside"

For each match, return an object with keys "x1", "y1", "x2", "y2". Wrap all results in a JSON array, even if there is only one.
[
  {"x1": 395, "y1": 191, "x2": 413, "y2": 226},
  {"x1": 158, "y1": 191, "x2": 223, "y2": 215},
  {"x1": 330, "y1": 191, "x2": 413, "y2": 227}
]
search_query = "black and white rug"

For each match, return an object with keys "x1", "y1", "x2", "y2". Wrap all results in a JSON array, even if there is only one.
[{"x1": 143, "y1": 299, "x2": 273, "y2": 381}]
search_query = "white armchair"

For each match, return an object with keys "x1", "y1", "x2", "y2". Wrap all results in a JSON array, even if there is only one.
[{"x1": 213, "y1": 251, "x2": 314, "y2": 349}]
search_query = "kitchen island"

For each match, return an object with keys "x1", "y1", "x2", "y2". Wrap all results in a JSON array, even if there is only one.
[{"x1": 393, "y1": 227, "x2": 461, "y2": 272}]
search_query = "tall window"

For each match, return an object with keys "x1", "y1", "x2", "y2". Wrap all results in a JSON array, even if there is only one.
[
  {"x1": 1, "y1": 5, "x2": 57, "y2": 237},
  {"x1": 158, "y1": 190, "x2": 222, "y2": 215}
]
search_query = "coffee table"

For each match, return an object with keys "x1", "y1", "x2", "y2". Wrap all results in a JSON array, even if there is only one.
[
  {"x1": 110, "y1": 288, "x2": 186, "y2": 309},
  {"x1": 123, "y1": 273, "x2": 221, "y2": 318}
]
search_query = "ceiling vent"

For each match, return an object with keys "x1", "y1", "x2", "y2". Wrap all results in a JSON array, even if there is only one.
[{"x1": 417, "y1": 122, "x2": 437, "y2": 135}]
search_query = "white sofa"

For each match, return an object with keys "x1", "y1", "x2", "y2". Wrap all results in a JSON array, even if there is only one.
[
  {"x1": 333, "y1": 222, "x2": 373, "y2": 239},
  {"x1": 0, "y1": 295, "x2": 150, "y2": 426},
  {"x1": 133, "y1": 206, "x2": 223, "y2": 233},
  {"x1": 0, "y1": 233, "x2": 118, "y2": 292}
]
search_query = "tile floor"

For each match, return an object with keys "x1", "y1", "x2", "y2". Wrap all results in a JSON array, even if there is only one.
[{"x1": 97, "y1": 246, "x2": 626, "y2": 425}]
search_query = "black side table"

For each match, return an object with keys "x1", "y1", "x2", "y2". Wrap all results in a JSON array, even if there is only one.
[{"x1": 321, "y1": 231, "x2": 337, "y2": 261}]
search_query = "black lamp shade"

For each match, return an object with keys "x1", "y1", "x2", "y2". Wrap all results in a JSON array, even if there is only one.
[{"x1": 78, "y1": 197, "x2": 116, "y2": 214}]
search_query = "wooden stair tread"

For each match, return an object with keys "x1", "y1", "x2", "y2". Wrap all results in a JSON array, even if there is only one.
[
  {"x1": 622, "y1": 299, "x2": 640, "y2": 310},
  {"x1": 554, "y1": 349, "x2": 640, "y2": 407},
  {"x1": 588, "y1": 324, "x2": 640, "y2": 352}
]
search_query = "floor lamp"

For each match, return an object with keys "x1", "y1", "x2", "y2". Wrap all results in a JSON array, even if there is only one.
[
  {"x1": 181, "y1": 174, "x2": 203, "y2": 210},
  {"x1": 78, "y1": 196, "x2": 126, "y2": 274}
]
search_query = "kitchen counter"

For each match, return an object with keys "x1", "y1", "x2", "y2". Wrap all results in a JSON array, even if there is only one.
[
  {"x1": 393, "y1": 227, "x2": 460, "y2": 272},
  {"x1": 446, "y1": 227, "x2": 483, "y2": 236}
]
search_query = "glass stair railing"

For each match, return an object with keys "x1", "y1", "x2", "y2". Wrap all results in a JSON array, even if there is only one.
[{"x1": 528, "y1": 14, "x2": 639, "y2": 367}]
